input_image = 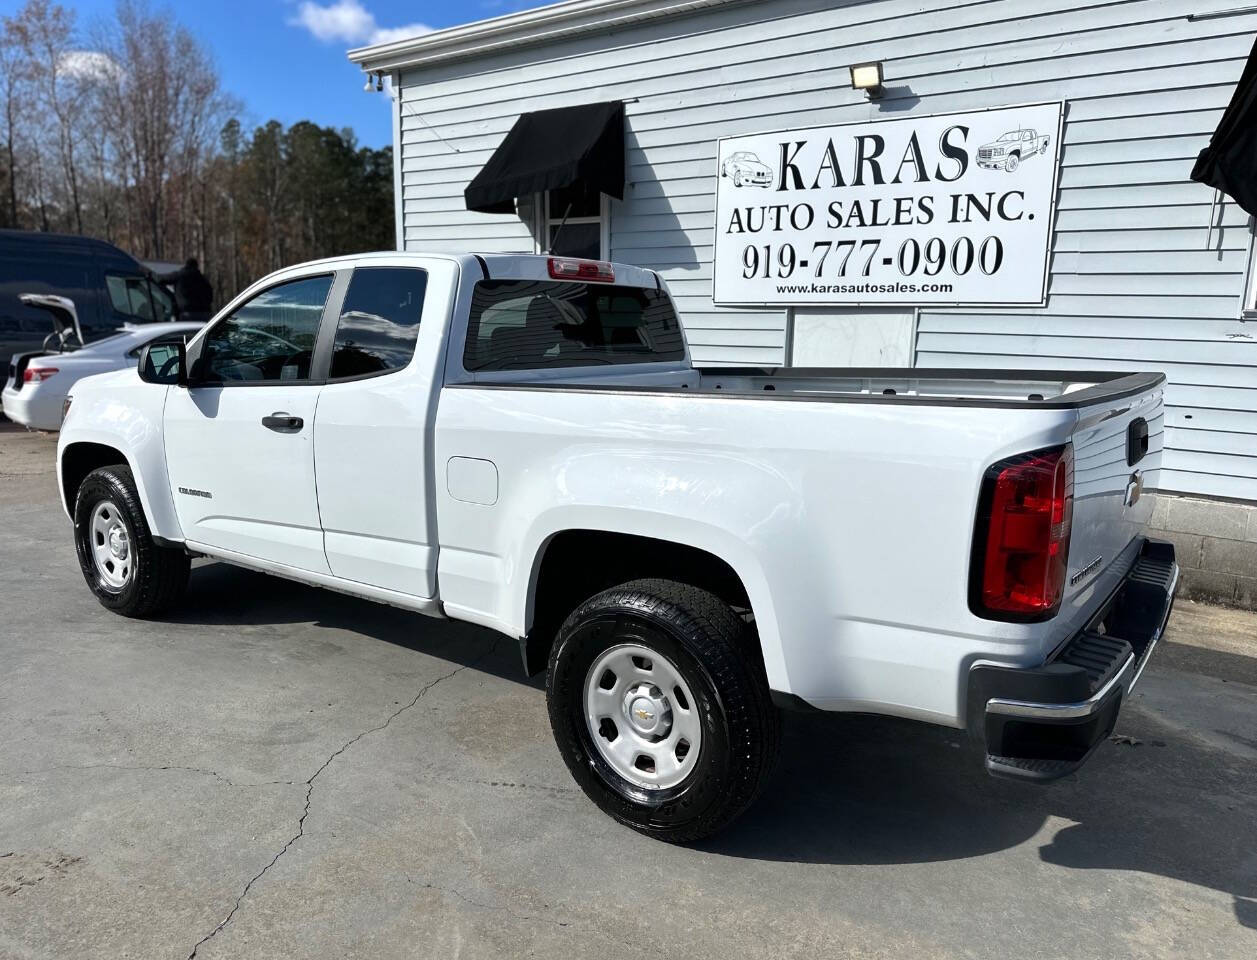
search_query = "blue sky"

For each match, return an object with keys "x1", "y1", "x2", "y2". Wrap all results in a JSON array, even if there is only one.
[{"x1": 11, "y1": 0, "x2": 554, "y2": 147}]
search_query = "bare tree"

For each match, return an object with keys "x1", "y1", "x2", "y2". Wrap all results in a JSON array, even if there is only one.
[
  {"x1": 0, "y1": 22, "x2": 24, "y2": 226},
  {"x1": 0, "y1": 0, "x2": 392, "y2": 302},
  {"x1": 92, "y1": 0, "x2": 236, "y2": 259},
  {"x1": 8, "y1": 0, "x2": 87, "y2": 233}
]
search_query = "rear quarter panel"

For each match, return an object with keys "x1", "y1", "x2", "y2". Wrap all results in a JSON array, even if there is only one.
[{"x1": 433, "y1": 385, "x2": 1085, "y2": 725}]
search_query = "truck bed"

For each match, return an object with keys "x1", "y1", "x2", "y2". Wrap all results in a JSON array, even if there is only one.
[{"x1": 469, "y1": 366, "x2": 1165, "y2": 410}]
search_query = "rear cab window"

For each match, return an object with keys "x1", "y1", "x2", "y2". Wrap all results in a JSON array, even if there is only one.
[{"x1": 463, "y1": 280, "x2": 684, "y2": 372}]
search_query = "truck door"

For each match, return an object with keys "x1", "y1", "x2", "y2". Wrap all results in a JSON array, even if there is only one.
[
  {"x1": 163, "y1": 272, "x2": 337, "y2": 574},
  {"x1": 312, "y1": 265, "x2": 439, "y2": 598}
]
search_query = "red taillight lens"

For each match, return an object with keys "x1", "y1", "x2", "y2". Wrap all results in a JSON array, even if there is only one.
[
  {"x1": 24, "y1": 366, "x2": 58, "y2": 383},
  {"x1": 548, "y1": 257, "x2": 615, "y2": 282},
  {"x1": 971, "y1": 445, "x2": 1073, "y2": 620}
]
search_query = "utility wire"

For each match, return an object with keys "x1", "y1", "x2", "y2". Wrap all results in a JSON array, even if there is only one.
[{"x1": 398, "y1": 97, "x2": 463, "y2": 154}]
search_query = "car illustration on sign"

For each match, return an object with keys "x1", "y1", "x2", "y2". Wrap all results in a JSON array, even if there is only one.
[
  {"x1": 976, "y1": 128, "x2": 1050, "y2": 172},
  {"x1": 720, "y1": 150, "x2": 773, "y2": 187}
]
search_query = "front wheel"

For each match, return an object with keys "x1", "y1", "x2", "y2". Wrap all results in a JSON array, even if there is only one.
[
  {"x1": 546, "y1": 579, "x2": 779, "y2": 843},
  {"x1": 1005, "y1": 153, "x2": 1020, "y2": 172},
  {"x1": 74, "y1": 465, "x2": 190, "y2": 618}
]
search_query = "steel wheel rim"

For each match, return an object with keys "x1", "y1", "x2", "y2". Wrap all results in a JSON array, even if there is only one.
[
  {"x1": 90, "y1": 500, "x2": 132, "y2": 592},
  {"x1": 583, "y1": 642, "x2": 702, "y2": 790}
]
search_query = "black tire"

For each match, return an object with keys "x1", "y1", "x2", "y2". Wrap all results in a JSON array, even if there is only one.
[
  {"x1": 73, "y1": 464, "x2": 189, "y2": 618},
  {"x1": 546, "y1": 578, "x2": 780, "y2": 843}
]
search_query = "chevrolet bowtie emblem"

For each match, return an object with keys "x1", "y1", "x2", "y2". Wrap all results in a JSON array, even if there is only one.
[{"x1": 634, "y1": 708, "x2": 654, "y2": 721}]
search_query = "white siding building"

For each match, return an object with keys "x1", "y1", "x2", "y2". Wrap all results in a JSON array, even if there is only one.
[{"x1": 352, "y1": 0, "x2": 1257, "y2": 605}]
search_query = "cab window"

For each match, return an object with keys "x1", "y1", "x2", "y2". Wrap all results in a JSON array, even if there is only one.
[
  {"x1": 197, "y1": 275, "x2": 332, "y2": 383},
  {"x1": 464, "y1": 280, "x2": 685, "y2": 372},
  {"x1": 329, "y1": 267, "x2": 427, "y2": 379}
]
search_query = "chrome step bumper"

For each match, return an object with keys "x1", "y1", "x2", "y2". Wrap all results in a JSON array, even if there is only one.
[{"x1": 967, "y1": 539, "x2": 1179, "y2": 782}]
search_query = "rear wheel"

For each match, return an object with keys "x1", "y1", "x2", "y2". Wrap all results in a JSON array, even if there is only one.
[
  {"x1": 546, "y1": 578, "x2": 779, "y2": 843},
  {"x1": 74, "y1": 465, "x2": 189, "y2": 618}
]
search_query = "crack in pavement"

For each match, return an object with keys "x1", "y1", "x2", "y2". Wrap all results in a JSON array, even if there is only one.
[
  {"x1": 185, "y1": 640, "x2": 499, "y2": 959},
  {"x1": 14, "y1": 763, "x2": 294, "y2": 788}
]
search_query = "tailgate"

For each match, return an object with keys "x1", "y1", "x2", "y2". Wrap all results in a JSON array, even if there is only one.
[{"x1": 1064, "y1": 379, "x2": 1164, "y2": 603}]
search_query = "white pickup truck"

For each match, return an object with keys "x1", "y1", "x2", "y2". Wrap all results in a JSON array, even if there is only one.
[{"x1": 57, "y1": 252, "x2": 1178, "y2": 841}]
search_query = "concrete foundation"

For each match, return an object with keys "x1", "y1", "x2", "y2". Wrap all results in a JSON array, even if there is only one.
[{"x1": 1150, "y1": 494, "x2": 1257, "y2": 611}]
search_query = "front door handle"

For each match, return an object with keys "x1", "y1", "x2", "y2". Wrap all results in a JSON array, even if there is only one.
[{"x1": 262, "y1": 413, "x2": 303, "y2": 432}]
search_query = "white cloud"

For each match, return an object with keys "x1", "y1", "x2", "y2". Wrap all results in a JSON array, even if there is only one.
[
  {"x1": 289, "y1": 1, "x2": 431, "y2": 46},
  {"x1": 367, "y1": 23, "x2": 430, "y2": 45},
  {"x1": 58, "y1": 50, "x2": 123, "y2": 83}
]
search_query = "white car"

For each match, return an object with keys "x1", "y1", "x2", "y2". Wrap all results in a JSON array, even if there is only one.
[
  {"x1": 4, "y1": 314, "x2": 203, "y2": 430},
  {"x1": 720, "y1": 150, "x2": 773, "y2": 187},
  {"x1": 56, "y1": 252, "x2": 1178, "y2": 841}
]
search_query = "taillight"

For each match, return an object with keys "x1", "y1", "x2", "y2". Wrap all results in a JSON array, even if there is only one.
[
  {"x1": 970, "y1": 444, "x2": 1073, "y2": 621},
  {"x1": 548, "y1": 257, "x2": 615, "y2": 282},
  {"x1": 23, "y1": 366, "x2": 58, "y2": 383}
]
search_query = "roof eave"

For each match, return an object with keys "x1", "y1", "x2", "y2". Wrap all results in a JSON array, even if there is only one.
[{"x1": 348, "y1": 0, "x2": 747, "y2": 74}]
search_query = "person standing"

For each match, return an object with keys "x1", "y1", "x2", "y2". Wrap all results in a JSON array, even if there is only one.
[{"x1": 157, "y1": 258, "x2": 214, "y2": 324}]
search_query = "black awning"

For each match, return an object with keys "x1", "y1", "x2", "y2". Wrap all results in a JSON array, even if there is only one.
[
  {"x1": 1191, "y1": 35, "x2": 1257, "y2": 218},
  {"x1": 464, "y1": 101, "x2": 624, "y2": 214}
]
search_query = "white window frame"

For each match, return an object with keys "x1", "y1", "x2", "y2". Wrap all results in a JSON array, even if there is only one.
[
  {"x1": 1245, "y1": 223, "x2": 1257, "y2": 317},
  {"x1": 533, "y1": 190, "x2": 610, "y2": 260}
]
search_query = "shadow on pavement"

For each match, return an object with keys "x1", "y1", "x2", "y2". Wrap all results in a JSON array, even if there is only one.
[
  {"x1": 172, "y1": 561, "x2": 1256, "y2": 928},
  {"x1": 703, "y1": 705, "x2": 1257, "y2": 929},
  {"x1": 171, "y1": 560, "x2": 540, "y2": 689}
]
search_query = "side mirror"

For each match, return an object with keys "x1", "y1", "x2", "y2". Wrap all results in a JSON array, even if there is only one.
[{"x1": 138, "y1": 341, "x2": 187, "y2": 386}]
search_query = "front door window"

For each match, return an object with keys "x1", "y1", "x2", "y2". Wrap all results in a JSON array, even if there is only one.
[{"x1": 197, "y1": 275, "x2": 332, "y2": 383}]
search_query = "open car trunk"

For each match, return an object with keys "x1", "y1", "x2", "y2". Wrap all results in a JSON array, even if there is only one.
[
  {"x1": 4, "y1": 296, "x2": 86, "y2": 395},
  {"x1": 18, "y1": 293, "x2": 83, "y2": 351}
]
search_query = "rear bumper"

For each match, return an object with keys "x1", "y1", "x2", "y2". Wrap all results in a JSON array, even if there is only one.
[
  {"x1": 1, "y1": 384, "x2": 62, "y2": 430},
  {"x1": 966, "y1": 538, "x2": 1179, "y2": 782}
]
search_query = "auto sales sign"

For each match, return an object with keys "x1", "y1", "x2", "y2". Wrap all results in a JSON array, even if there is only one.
[{"x1": 712, "y1": 102, "x2": 1063, "y2": 306}]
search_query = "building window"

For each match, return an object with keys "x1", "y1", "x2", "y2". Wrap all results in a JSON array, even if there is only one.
[{"x1": 541, "y1": 183, "x2": 607, "y2": 260}]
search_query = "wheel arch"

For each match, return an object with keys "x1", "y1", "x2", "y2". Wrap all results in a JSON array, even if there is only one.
[
  {"x1": 58, "y1": 435, "x2": 183, "y2": 543},
  {"x1": 60, "y1": 441, "x2": 132, "y2": 516},
  {"x1": 518, "y1": 524, "x2": 783, "y2": 688}
]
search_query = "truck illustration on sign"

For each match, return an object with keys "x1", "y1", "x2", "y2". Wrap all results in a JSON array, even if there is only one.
[
  {"x1": 720, "y1": 150, "x2": 773, "y2": 187},
  {"x1": 977, "y1": 129, "x2": 1050, "y2": 172}
]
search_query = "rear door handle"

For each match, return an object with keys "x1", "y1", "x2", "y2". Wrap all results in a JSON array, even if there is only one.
[{"x1": 262, "y1": 413, "x2": 303, "y2": 432}]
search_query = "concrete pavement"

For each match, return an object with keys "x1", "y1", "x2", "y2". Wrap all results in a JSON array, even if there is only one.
[{"x1": 1, "y1": 422, "x2": 1255, "y2": 959}]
